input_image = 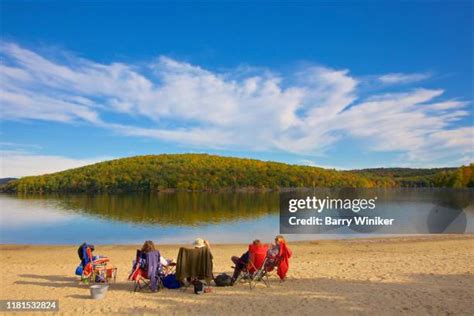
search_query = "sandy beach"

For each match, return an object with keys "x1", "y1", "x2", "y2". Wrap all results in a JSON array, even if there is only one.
[{"x1": 1, "y1": 235, "x2": 473, "y2": 315}]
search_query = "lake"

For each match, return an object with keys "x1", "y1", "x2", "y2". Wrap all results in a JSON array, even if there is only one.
[{"x1": 1, "y1": 190, "x2": 473, "y2": 244}]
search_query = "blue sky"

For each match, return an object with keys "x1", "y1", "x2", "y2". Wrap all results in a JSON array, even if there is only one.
[{"x1": 0, "y1": 1, "x2": 472, "y2": 177}]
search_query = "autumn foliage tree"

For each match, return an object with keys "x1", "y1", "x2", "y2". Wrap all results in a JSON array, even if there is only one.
[{"x1": 2, "y1": 154, "x2": 471, "y2": 193}]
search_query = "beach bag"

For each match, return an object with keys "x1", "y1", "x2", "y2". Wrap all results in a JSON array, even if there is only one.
[
  {"x1": 75, "y1": 264, "x2": 83, "y2": 276},
  {"x1": 214, "y1": 273, "x2": 232, "y2": 287},
  {"x1": 193, "y1": 280, "x2": 205, "y2": 295},
  {"x1": 163, "y1": 274, "x2": 181, "y2": 289}
]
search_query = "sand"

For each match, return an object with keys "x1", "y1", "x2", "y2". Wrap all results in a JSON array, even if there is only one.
[{"x1": 1, "y1": 235, "x2": 473, "y2": 315}]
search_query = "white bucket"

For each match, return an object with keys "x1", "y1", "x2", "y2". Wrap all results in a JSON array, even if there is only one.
[{"x1": 90, "y1": 284, "x2": 109, "y2": 299}]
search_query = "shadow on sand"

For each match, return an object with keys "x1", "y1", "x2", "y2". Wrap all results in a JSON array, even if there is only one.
[{"x1": 13, "y1": 272, "x2": 474, "y2": 313}]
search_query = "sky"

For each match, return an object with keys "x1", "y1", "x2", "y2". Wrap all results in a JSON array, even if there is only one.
[{"x1": 0, "y1": 1, "x2": 473, "y2": 177}]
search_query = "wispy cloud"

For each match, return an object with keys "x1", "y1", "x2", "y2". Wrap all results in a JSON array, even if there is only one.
[
  {"x1": 0, "y1": 151, "x2": 113, "y2": 178},
  {"x1": 297, "y1": 159, "x2": 346, "y2": 170},
  {"x1": 0, "y1": 42, "x2": 472, "y2": 166},
  {"x1": 378, "y1": 72, "x2": 431, "y2": 84}
]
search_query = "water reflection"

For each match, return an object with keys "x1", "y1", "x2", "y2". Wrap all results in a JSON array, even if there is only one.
[
  {"x1": 11, "y1": 192, "x2": 280, "y2": 226},
  {"x1": 1, "y1": 190, "x2": 472, "y2": 245}
]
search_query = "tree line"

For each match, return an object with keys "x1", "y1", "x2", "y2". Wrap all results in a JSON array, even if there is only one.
[{"x1": 1, "y1": 154, "x2": 472, "y2": 193}]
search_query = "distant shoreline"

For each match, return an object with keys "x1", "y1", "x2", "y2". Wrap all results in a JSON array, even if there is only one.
[{"x1": 1, "y1": 234, "x2": 472, "y2": 247}]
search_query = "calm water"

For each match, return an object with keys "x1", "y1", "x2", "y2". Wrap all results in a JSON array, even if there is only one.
[
  {"x1": 0, "y1": 192, "x2": 283, "y2": 244},
  {"x1": 0, "y1": 190, "x2": 473, "y2": 244}
]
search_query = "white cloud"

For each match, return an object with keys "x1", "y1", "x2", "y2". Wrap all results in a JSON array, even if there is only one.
[
  {"x1": 297, "y1": 159, "x2": 347, "y2": 170},
  {"x1": 379, "y1": 72, "x2": 431, "y2": 84},
  {"x1": 0, "y1": 151, "x2": 112, "y2": 178},
  {"x1": 0, "y1": 42, "x2": 472, "y2": 167}
]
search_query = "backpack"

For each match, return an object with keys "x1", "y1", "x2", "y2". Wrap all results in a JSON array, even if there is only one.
[
  {"x1": 193, "y1": 280, "x2": 205, "y2": 295},
  {"x1": 77, "y1": 243, "x2": 94, "y2": 262},
  {"x1": 214, "y1": 273, "x2": 232, "y2": 287},
  {"x1": 162, "y1": 274, "x2": 181, "y2": 289}
]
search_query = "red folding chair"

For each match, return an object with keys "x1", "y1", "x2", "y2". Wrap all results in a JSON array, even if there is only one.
[
  {"x1": 235, "y1": 244, "x2": 269, "y2": 289},
  {"x1": 129, "y1": 250, "x2": 175, "y2": 292},
  {"x1": 80, "y1": 244, "x2": 117, "y2": 284}
]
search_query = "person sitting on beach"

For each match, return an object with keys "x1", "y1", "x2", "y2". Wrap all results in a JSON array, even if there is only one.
[
  {"x1": 175, "y1": 238, "x2": 214, "y2": 287},
  {"x1": 267, "y1": 235, "x2": 292, "y2": 281},
  {"x1": 129, "y1": 240, "x2": 173, "y2": 281},
  {"x1": 193, "y1": 238, "x2": 211, "y2": 250},
  {"x1": 191, "y1": 238, "x2": 213, "y2": 265},
  {"x1": 141, "y1": 240, "x2": 173, "y2": 268},
  {"x1": 230, "y1": 239, "x2": 263, "y2": 284}
]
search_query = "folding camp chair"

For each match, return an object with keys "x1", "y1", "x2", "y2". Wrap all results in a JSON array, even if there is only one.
[
  {"x1": 78, "y1": 243, "x2": 117, "y2": 284},
  {"x1": 235, "y1": 244, "x2": 269, "y2": 289},
  {"x1": 129, "y1": 250, "x2": 175, "y2": 292},
  {"x1": 265, "y1": 242, "x2": 292, "y2": 281},
  {"x1": 175, "y1": 247, "x2": 213, "y2": 292},
  {"x1": 262, "y1": 253, "x2": 282, "y2": 281},
  {"x1": 132, "y1": 265, "x2": 177, "y2": 292},
  {"x1": 132, "y1": 272, "x2": 163, "y2": 292}
]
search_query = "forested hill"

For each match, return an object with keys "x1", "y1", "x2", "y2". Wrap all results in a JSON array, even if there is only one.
[
  {"x1": 350, "y1": 167, "x2": 460, "y2": 187},
  {"x1": 0, "y1": 178, "x2": 17, "y2": 185},
  {"x1": 1, "y1": 154, "x2": 381, "y2": 193},
  {"x1": 1, "y1": 154, "x2": 472, "y2": 193}
]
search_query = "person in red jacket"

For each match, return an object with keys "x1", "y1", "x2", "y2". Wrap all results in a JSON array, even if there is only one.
[
  {"x1": 267, "y1": 235, "x2": 292, "y2": 281},
  {"x1": 230, "y1": 239, "x2": 267, "y2": 284}
]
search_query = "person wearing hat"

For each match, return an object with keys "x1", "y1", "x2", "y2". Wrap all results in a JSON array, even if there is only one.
[
  {"x1": 193, "y1": 238, "x2": 211, "y2": 249},
  {"x1": 175, "y1": 238, "x2": 214, "y2": 288}
]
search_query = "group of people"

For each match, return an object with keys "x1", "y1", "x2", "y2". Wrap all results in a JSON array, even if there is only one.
[
  {"x1": 230, "y1": 235, "x2": 292, "y2": 284},
  {"x1": 132, "y1": 235, "x2": 292, "y2": 287}
]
